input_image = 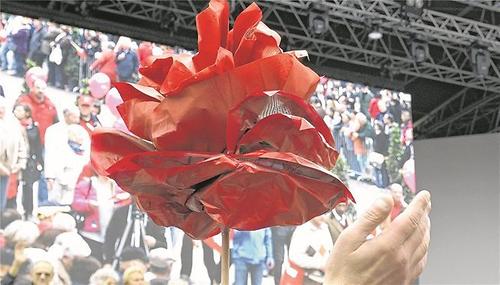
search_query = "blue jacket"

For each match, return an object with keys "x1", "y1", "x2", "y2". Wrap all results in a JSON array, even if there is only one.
[
  {"x1": 232, "y1": 228, "x2": 273, "y2": 264},
  {"x1": 116, "y1": 49, "x2": 138, "y2": 79}
]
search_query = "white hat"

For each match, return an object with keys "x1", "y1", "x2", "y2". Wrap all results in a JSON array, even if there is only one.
[
  {"x1": 148, "y1": 247, "x2": 175, "y2": 268},
  {"x1": 4, "y1": 220, "x2": 40, "y2": 245},
  {"x1": 24, "y1": 248, "x2": 51, "y2": 264},
  {"x1": 48, "y1": 232, "x2": 91, "y2": 259},
  {"x1": 51, "y1": 213, "x2": 76, "y2": 232}
]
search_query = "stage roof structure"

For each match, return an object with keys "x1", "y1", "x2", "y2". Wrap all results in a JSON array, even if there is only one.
[{"x1": 2, "y1": 0, "x2": 500, "y2": 138}]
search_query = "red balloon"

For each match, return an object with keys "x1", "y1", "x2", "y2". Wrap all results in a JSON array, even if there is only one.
[
  {"x1": 25, "y1": 67, "x2": 48, "y2": 90},
  {"x1": 105, "y1": 88, "x2": 123, "y2": 118},
  {"x1": 89, "y1": 73, "x2": 111, "y2": 99}
]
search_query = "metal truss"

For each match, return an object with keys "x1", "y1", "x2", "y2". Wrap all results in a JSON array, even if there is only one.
[
  {"x1": 75, "y1": 0, "x2": 500, "y2": 137},
  {"x1": 414, "y1": 88, "x2": 500, "y2": 138},
  {"x1": 451, "y1": 0, "x2": 500, "y2": 15},
  {"x1": 77, "y1": 0, "x2": 500, "y2": 94},
  {"x1": 490, "y1": 109, "x2": 500, "y2": 133},
  {"x1": 266, "y1": 0, "x2": 500, "y2": 92}
]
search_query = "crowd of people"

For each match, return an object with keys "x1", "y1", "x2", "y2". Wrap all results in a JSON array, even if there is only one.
[
  {"x1": 0, "y1": 14, "x2": 416, "y2": 285},
  {"x1": 0, "y1": 14, "x2": 190, "y2": 91},
  {"x1": 312, "y1": 78, "x2": 416, "y2": 193}
]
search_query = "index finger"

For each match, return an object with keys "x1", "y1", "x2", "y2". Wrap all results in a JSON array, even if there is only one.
[{"x1": 383, "y1": 190, "x2": 431, "y2": 246}]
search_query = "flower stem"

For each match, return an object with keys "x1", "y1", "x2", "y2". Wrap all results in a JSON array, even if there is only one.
[{"x1": 221, "y1": 227, "x2": 230, "y2": 285}]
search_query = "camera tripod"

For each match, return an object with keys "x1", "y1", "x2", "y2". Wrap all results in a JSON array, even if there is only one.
[{"x1": 112, "y1": 202, "x2": 150, "y2": 269}]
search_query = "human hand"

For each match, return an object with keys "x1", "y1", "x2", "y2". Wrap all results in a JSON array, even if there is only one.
[
  {"x1": 9, "y1": 241, "x2": 28, "y2": 277},
  {"x1": 324, "y1": 190, "x2": 431, "y2": 285},
  {"x1": 14, "y1": 241, "x2": 28, "y2": 265}
]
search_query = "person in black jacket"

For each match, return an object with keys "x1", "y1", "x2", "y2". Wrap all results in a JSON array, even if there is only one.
[
  {"x1": 372, "y1": 121, "x2": 390, "y2": 188},
  {"x1": 398, "y1": 127, "x2": 414, "y2": 169},
  {"x1": 27, "y1": 20, "x2": 47, "y2": 67},
  {"x1": 373, "y1": 121, "x2": 389, "y2": 155},
  {"x1": 44, "y1": 24, "x2": 72, "y2": 89},
  {"x1": 13, "y1": 104, "x2": 43, "y2": 220}
]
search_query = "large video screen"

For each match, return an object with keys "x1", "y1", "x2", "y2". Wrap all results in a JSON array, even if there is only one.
[{"x1": 0, "y1": 13, "x2": 415, "y2": 285}]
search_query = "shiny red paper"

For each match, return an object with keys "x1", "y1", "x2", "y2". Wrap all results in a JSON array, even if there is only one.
[{"x1": 91, "y1": 0, "x2": 353, "y2": 239}]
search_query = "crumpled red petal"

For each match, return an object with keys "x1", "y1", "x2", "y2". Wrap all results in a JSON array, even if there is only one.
[
  {"x1": 136, "y1": 193, "x2": 221, "y2": 239},
  {"x1": 104, "y1": 151, "x2": 229, "y2": 239},
  {"x1": 91, "y1": 129, "x2": 155, "y2": 176},
  {"x1": 94, "y1": 147, "x2": 350, "y2": 235},
  {"x1": 136, "y1": 0, "x2": 291, "y2": 98},
  {"x1": 114, "y1": 82, "x2": 163, "y2": 140},
  {"x1": 150, "y1": 54, "x2": 319, "y2": 152},
  {"x1": 192, "y1": 0, "x2": 229, "y2": 70},
  {"x1": 137, "y1": 57, "x2": 173, "y2": 89},
  {"x1": 235, "y1": 113, "x2": 338, "y2": 169},
  {"x1": 228, "y1": 3, "x2": 281, "y2": 66},
  {"x1": 226, "y1": 91, "x2": 335, "y2": 154},
  {"x1": 198, "y1": 151, "x2": 352, "y2": 230}
]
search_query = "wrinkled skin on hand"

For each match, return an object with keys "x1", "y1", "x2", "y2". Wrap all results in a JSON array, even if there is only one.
[{"x1": 324, "y1": 191, "x2": 431, "y2": 285}]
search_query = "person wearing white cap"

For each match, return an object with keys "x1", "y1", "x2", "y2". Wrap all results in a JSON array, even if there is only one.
[
  {"x1": 50, "y1": 212, "x2": 77, "y2": 232},
  {"x1": 48, "y1": 231, "x2": 91, "y2": 260},
  {"x1": 44, "y1": 105, "x2": 90, "y2": 205},
  {"x1": 145, "y1": 247, "x2": 175, "y2": 284},
  {"x1": 3, "y1": 220, "x2": 40, "y2": 247},
  {"x1": 48, "y1": 231, "x2": 91, "y2": 285},
  {"x1": 89, "y1": 267, "x2": 119, "y2": 285}
]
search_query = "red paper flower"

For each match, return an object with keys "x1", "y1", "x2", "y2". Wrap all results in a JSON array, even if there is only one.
[{"x1": 92, "y1": 0, "x2": 353, "y2": 239}]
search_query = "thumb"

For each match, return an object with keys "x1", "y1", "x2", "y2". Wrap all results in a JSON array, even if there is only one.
[{"x1": 339, "y1": 194, "x2": 394, "y2": 252}]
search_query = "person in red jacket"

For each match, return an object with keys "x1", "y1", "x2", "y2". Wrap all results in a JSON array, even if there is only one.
[
  {"x1": 368, "y1": 92, "x2": 381, "y2": 120},
  {"x1": 16, "y1": 79, "x2": 58, "y2": 146},
  {"x1": 89, "y1": 42, "x2": 117, "y2": 83},
  {"x1": 137, "y1": 41, "x2": 153, "y2": 67},
  {"x1": 389, "y1": 183, "x2": 408, "y2": 221},
  {"x1": 72, "y1": 174, "x2": 129, "y2": 261}
]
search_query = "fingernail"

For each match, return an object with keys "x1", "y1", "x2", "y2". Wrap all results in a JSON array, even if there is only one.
[{"x1": 420, "y1": 190, "x2": 431, "y2": 206}]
